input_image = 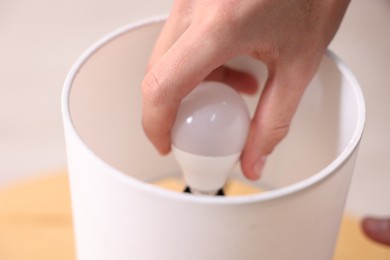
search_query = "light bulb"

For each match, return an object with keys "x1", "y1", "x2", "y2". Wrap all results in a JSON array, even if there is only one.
[{"x1": 172, "y1": 81, "x2": 250, "y2": 196}]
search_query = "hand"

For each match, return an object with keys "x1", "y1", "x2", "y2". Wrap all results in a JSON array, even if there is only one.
[
  {"x1": 142, "y1": 0, "x2": 350, "y2": 179},
  {"x1": 362, "y1": 217, "x2": 390, "y2": 246}
]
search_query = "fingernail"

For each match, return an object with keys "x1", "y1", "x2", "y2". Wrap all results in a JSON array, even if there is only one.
[
  {"x1": 252, "y1": 156, "x2": 267, "y2": 179},
  {"x1": 365, "y1": 218, "x2": 390, "y2": 233}
]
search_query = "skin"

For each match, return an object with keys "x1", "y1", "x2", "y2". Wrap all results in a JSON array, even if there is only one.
[
  {"x1": 141, "y1": 0, "x2": 390, "y2": 246},
  {"x1": 362, "y1": 217, "x2": 390, "y2": 246},
  {"x1": 141, "y1": 0, "x2": 351, "y2": 179}
]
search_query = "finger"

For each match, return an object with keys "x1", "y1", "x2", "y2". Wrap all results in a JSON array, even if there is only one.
[
  {"x1": 147, "y1": 1, "x2": 193, "y2": 69},
  {"x1": 240, "y1": 61, "x2": 319, "y2": 180},
  {"x1": 362, "y1": 217, "x2": 390, "y2": 246},
  {"x1": 205, "y1": 66, "x2": 258, "y2": 95},
  {"x1": 142, "y1": 24, "x2": 231, "y2": 154}
]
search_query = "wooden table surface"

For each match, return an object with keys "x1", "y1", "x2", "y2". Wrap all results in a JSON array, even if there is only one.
[{"x1": 0, "y1": 173, "x2": 389, "y2": 260}]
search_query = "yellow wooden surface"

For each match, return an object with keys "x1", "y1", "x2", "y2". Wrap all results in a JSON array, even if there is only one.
[
  {"x1": 0, "y1": 174, "x2": 74, "y2": 260},
  {"x1": 0, "y1": 173, "x2": 389, "y2": 260}
]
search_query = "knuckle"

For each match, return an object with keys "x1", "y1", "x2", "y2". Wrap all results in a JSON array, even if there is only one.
[
  {"x1": 266, "y1": 123, "x2": 290, "y2": 146},
  {"x1": 141, "y1": 71, "x2": 166, "y2": 107},
  {"x1": 274, "y1": 123, "x2": 290, "y2": 138},
  {"x1": 171, "y1": 1, "x2": 193, "y2": 25},
  {"x1": 197, "y1": 1, "x2": 239, "y2": 36},
  {"x1": 173, "y1": 0, "x2": 190, "y2": 11},
  {"x1": 258, "y1": 121, "x2": 290, "y2": 154},
  {"x1": 215, "y1": 1, "x2": 240, "y2": 22}
]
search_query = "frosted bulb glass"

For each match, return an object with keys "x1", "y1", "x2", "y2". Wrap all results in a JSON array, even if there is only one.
[{"x1": 172, "y1": 81, "x2": 250, "y2": 195}]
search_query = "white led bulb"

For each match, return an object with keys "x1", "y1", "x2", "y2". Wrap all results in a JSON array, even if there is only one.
[{"x1": 172, "y1": 81, "x2": 250, "y2": 195}]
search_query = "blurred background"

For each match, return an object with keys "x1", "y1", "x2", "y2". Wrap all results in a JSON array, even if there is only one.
[{"x1": 0, "y1": 0, "x2": 389, "y2": 219}]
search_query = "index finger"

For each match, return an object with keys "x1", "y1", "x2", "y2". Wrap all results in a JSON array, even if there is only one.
[{"x1": 142, "y1": 25, "x2": 230, "y2": 154}]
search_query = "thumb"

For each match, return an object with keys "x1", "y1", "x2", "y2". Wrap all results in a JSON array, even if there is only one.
[
  {"x1": 241, "y1": 61, "x2": 318, "y2": 180},
  {"x1": 362, "y1": 217, "x2": 390, "y2": 246},
  {"x1": 141, "y1": 25, "x2": 229, "y2": 154}
]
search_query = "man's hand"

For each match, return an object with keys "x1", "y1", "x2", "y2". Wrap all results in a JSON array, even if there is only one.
[{"x1": 142, "y1": 0, "x2": 350, "y2": 179}]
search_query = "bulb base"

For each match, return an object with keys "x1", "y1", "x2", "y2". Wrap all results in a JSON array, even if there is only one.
[
  {"x1": 172, "y1": 146, "x2": 241, "y2": 195},
  {"x1": 183, "y1": 186, "x2": 225, "y2": 196}
]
